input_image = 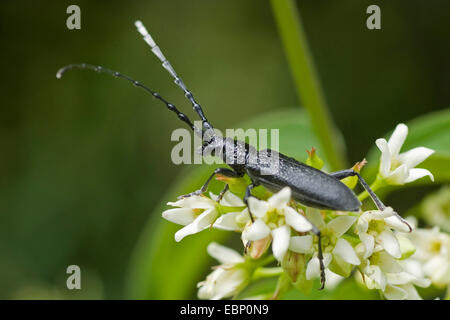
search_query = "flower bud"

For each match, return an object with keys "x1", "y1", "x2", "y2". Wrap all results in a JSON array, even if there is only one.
[
  {"x1": 305, "y1": 147, "x2": 324, "y2": 170},
  {"x1": 341, "y1": 159, "x2": 367, "y2": 189},
  {"x1": 281, "y1": 250, "x2": 306, "y2": 283},
  {"x1": 244, "y1": 236, "x2": 272, "y2": 259}
]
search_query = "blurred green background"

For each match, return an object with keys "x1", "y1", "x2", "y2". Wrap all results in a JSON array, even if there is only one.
[{"x1": 0, "y1": 0, "x2": 448, "y2": 299}]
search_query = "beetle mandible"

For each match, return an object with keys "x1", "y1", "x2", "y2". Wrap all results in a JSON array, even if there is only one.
[{"x1": 56, "y1": 20, "x2": 411, "y2": 289}]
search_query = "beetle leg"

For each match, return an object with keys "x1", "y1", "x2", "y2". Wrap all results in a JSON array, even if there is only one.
[
  {"x1": 330, "y1": 169, "x2": 385, "y2": 210},
  {"x1": 216, "y1": 184, "x2": 229, "y2": 203},
  {"x1": 292, "y1": 206, "x2": 326, "y2": 289},
  {"x1": 243, "y1": 182, "x2": 258, "y2": 223},
  {"x1": 178, "y1": 168, "x2": 240, "y2": 199},
  {"x1": 312, "y1": 225, "x2": 326, "y2": 290},
  {"x1": 330, "y1": 169, "x2": 412, "y2": 232}
]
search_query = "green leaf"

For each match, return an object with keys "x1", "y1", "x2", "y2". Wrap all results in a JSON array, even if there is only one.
[
  {"x1": 125, "y1": 108, "x2": 322, "y2": 299},
  {"x1": 365, "y1": 109, "x2": 450, "y2": 184}
]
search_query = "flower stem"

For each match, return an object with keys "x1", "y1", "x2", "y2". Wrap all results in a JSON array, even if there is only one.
[
  {"x1": 252, "y1": 267, "x2": 284, "y2": 281},
  {"x1": 256, "y1": 255, "x2": 276, "y2": 268},
  {"x1": 270, "y1": 0, "x2": 347, "y2": 170}
]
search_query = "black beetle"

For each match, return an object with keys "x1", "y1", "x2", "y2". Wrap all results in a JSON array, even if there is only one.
[{"x1": 57, "y1": 20, "x2": 410, "y2": 289}]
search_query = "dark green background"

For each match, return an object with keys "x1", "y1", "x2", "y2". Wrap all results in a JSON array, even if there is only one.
[{"x1": 0, "y1": 1, "x2": 448, "y2": 298}]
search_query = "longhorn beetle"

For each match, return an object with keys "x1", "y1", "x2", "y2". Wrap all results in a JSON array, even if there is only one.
[{"x1": 57, "y1": 20, "x2": 411, "y2": 289}]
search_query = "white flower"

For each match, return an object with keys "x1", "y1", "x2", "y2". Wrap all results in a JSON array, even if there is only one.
[
  {"x1": 353, "y1": 211, "x2": 432, "y2": 300},
  {"x1": 162, "y1": 192, "x2": 244, "y2": 242},
  {"x1": 289, "y1": 209, "x2": 360, "y2": 280},
  {"x1": 358, "y1": 250, "x2": 403, "y2": 292},
  {"x1": 241, "y1": 187, "x2": 313, "y2": 261},
  {"x1": 376, "y1": 123, "x2": 434, "y2": 185},
  {"x1": 382, "y1": 259, "x2": 431, "y2": 300},
  {"x1": 197, "y1": 242, "x2": 249, "y2": 300},
  {"x1": 407, "y1": 226, "x2": 450, "y2": 287},
  {"x1": 356, "y1": 207, "x2": 410, "y2": 259}
]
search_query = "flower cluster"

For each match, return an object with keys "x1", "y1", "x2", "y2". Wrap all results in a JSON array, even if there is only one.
[
  {"x1": 405, "y1": 218, "x2": 450, "y2": 290},
  {"x1": 161, "y1": 123, "x2": 441, "y2": 300},
  {"x1": 354, "y1": 208, "x2": 430, "y2": 299}
]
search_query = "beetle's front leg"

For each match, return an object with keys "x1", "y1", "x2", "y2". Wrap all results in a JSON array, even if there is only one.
[
  {"x1": 178, "y1": 168, "x2": 240, "y2": 199},
  {"x1": 216, "y1": 184, "x2": 229, "y2": 203},
  {"x1": 243, "y1": 182, "x2": 258, "y2": 223},
  {"x1": 242, "y1": 182, "x2": 259, "y2": 255}
]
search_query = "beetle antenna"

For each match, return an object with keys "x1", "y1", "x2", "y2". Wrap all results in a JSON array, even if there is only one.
[
  {"x1": 135, "y1": 20, "x2": 213, "y2": 131},
  {"x1": 56, "y1": 63, "x2": 202, "y2": 135}
]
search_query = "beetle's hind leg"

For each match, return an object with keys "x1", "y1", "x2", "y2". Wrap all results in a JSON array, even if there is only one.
[
  {"x1": 178, "y1": 168, "x2": 240, "y2": 199},
  {"x1": 330, "y1": 169, "x2": 412, "y2": 231},
  {"x1": 330, "y1": 169, "x2": 385, "y2": 210}
]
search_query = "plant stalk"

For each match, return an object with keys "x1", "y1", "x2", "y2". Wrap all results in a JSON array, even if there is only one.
[{"x1": 270, "y1": 0, "x2": 347, "y2": 170}]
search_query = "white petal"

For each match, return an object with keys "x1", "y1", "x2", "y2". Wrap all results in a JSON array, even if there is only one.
[
  {"x1": 174, "y1": 224, "x2": 198, "y2": 242},
  {"x1": 289, "y1": 235, "x2": 313, "y2": 254},
  {"x1": 210, "y1": 268, "x2": 247, "y2": 300},
  {"x1": 401, "y1": 283, "x2": 423, "y2": 300},
  {"x1": 162, "y1": 208, "x2": 196, "y2": 225},
  {"x1": 398, "y1": 147, "x2": 434, "y2": 169},
  {"x1": 237, "y1": 208, "x2": 251, "y2": 224},
  {"x1": 404, "y1": 168, "x2": 434, "y2": 183},
  {"x1": 375, "y1": 138, "x2": 392, "y2": 177},
  {"x1": 247, "y1": 197, "x2": 270, "y2": 218},
  {"x1": 284, "y1": 207, "x2": 312, "y2": 232},
  {"x1": 271, "y1": 225, "x2": 291, "y2": 261},
  {"x1": 384, "y1": 285, "x2": 407, "y2": 300},
  {"x1": 385, "y1": 164, "x2": 409, "y2": 185},
  {"x1": 213, "y1": 212, "x2": 241, "y2": 231},
  {"x1": 364, "y1": 207, "x2": 395, "y2": 220},
  {"x1": 357, "y1": 216, "x2": 369, "y2": 234},
  {"x1": 207, "y1": 242, "x2": 244, "y2": 264},
  {"x1": 387, "y1": 123, "x2": 408, "y2": 157},
  {"x1": 305, "y1": 253, "x2": 332, "y2": 280},
  {"x1": 242, "y1": 219, "x2": 271, "y2": 241},
  {"x1": 377, "y1": 251, "x2": 403, "y2": 273},
  {"x1": 324, "y1": 269, "x2": 344, "y2": 290},
  {"x1": 360, "y1": 232, "x2": 375, "y2": 259},
  {"x1": 377, "y1": 229, "x2": 401, "y2": 258},
  {"x1": 423, "y1": 256, "x2": 441, "y2": 276},
  {"x1": 174, "y1": 209, "x2": 217, "y2": 242},
  {"x1": 268, "y1": 187, "x2": 291, "y2": 209},
  {"x1": 220, "y1": 191, "x2": 245, "y2": 207},
  {"x1": 333, "y1": 238, "x2": 360, "y2": 265},
  {"x1": 306, "y1": 208, "x2": 325, "y2": 228},
  {"x1": 197, "y1": 268, "x2": 225, "y2": 299},
  {"x1": 386, "y1": 272, "x2": 416, "y2": 286},
  {"x1": 327, "y1": 216, "x2": 357, "y2": 238},
  {"x1": 364, "y1": 265, "x2": 386, "y2": 291},
  {"x1": 306, "y1": 257, "x2": 321, "y2": 280},
  {"x1": 401, "y1": 259, "x2": 425, "y2": 279},
  {"x1": 323, "y1": 253, "x2": 333, "y2": 267},
  {"x1": 423, "y1": 256, "x2": 450, "y2": 285},
  {"x1": 384, "y1": 215, "x2": 412, "y2": 233},
  {"x1": 168, "y1": 195, "x2": 216, "y2": 209}
]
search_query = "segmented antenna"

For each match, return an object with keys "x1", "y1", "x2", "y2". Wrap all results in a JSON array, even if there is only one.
[
  {"x1": 135, "y1": 20, "x2": 213, "y2": 130},
  {"x1": 56, "y1": 63, "x2": 201, "y2": 135}
]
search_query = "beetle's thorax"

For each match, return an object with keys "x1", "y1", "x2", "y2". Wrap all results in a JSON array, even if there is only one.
[{"x1": 201, "y1": 135, "x2": 255, "y2": 174}]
